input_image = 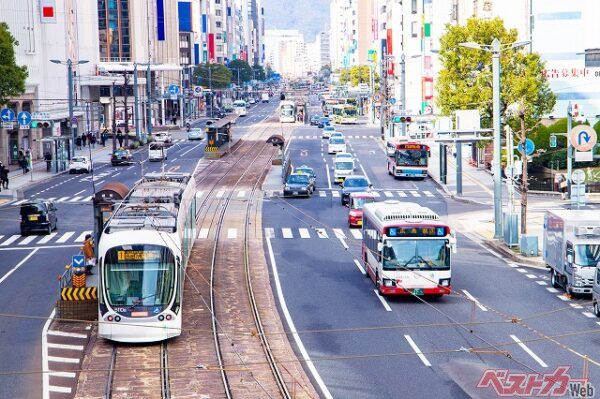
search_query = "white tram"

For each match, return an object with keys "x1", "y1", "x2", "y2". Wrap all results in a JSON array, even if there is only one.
[
  {"x1": 279, "y1": 100, "x2": 296, "y2": 123},
  {"x1": 98, "y1": 172, "x2": 197, "y2": 342}
]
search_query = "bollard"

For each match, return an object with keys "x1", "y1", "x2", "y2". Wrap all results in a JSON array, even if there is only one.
[{"x1": 72, "y1": 267, "x2": 86, "y2": 288}]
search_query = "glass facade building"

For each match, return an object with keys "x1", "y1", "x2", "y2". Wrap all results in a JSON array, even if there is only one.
[{"x1": 98, "y1": 0, "x2": 131, "y2": 61}]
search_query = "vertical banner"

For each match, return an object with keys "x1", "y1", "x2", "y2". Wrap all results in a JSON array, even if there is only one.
[
  {"x1": 208, "y1": 33, "x2": 215, "y2": 62},
  {"x1": 386, "y1": 29, "x2": 394, "y2": 76},
  {"x1": 157, "y1": 0, "x2": 165, "y2": 41}
]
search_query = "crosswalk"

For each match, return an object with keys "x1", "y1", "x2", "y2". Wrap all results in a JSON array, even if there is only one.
[
  {"x1": 266, "y1": 189, "x2": 437, "y2": 199},
  {"x1": 264, "y1": 227, "x2": 364, "y2": 240},
  {"x1": 0, "y1": 230, "x2": 92, "y2": 248},
  {"x1": 10, "y1": 195, "x2": 94, "y2": 206},
  {"x1": 294, "y1": 135, "x2": 377, "y2": 140}
]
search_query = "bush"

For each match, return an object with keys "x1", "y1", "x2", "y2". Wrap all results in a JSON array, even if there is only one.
[{"x1": 129, "y1": 141, "x2": 140, "y2": 149}]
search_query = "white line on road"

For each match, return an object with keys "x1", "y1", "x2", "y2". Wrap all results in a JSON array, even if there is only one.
[
  {"x1": 72, "y1": 189, "x2": 86, "y2": 196},
  {"x1": 546, "y1": 287, "x2": 559, "y2": 293},
  {"x1": 266, "y1": 238, "x2": 333, "y2": 399},
  {"x1": 384, "y1": 191, "x2": 393, "y2": 197},
  {"x1": 516, "y1": 268, "x2": 528, "y2": 273},
  {"x1": 423, "y1": 190, "x2": 434, "y2": 197},
  {"x1": 227, "y1": 228, "x2": 237, "y2": 239},
  {"x1": 237, "y1": 190, "x2": 246, "y2": 198},
  {"x1": 18, "y1": 235, "x2": 37, "y2": 246},
  {"x1": 282, "y1": 228, "x2": 293, "y2": 239},
  {"x1": 461, "y1": 289, "x2": 487, "y2": 311},
  {"x1": 331, "y1": 191, "x2": 340, "y2": 198},
  {"x1": 49, "y1": 371, "x2": 76, "y2": 378},
  {"x1": 404, "y1": 335, "x2": 432, "y2": 366},
  {"x1": 338, "y1": 237, "x2": 349, "y2": 249},
  {"x1": 13, "y1": 199, "x2": 28, "y2": 205},
  {"x1": 569, "y1": 303, "x2": 583, "y2": 309},
  {"x1": 74, "y1": 231, "x2": 92, "y2": 243},
  {"x1": 199, "y1": 228, "x2": 209, "y2": 239},
  {"x1": 557, "y1": 295, "x2": 570, "y2": 301},
  {"x1": 47, "y1": 343, "x2": 85, "y2": 351},
  {"x1": 48, "y1": 356, "x2": 80, "y2": 364},
  {"x1": 56, "y1": 231, "x2": 75, "y2": 244},
  {"x1": 82, "y1": 196, "x2": 93, "y2": 202},
  {"x1": 38, "y1": 233, "x2": 57, "y2": 244},
  {"x1": 397, "y1": 191, "x2": 407, "y2": 197},
  {"x1": 353, "y1": 259, "x2": 366, "y2": 275},
  {"x1": 316, "y1": 228, "x2": 328, "y2": 238},
  {"x1": 180, "y1": 143, "x2": 201, "y2": 157},
  {"x1": 333, "y1": 229, "x2": 346, "y2": 239},
  {"x1": 0, "y1": 248, "x2": 38, "y2": 286},
  {"x1": 373, "y1": 289, "x2": 392, "y2": 311},
  {"x1": 536, "y1": 281, "x2": 548, "y2": 286},
  {"x1": 46, "y1": 330, "x2": 87, "y2": 339},
  {"x1": 318, "y1": 190, "x2": 326, "y2": 197},
  {"x1": 582, "y1": 312, "x2": 596, "y2": 318},
  {"x1": 0, "y1": 235, "x2": 21, "y2": 247},
  {"x1": 350, "y1": 229, "x2": 363, "y2": 239},
  {"x1": 69, "y1": 196, "x2": 83, "y2": 202},
  {"x1": 409, "y1": 191, "x2": 421, "y2": 197},
  {"x1": 510, "y1": 335, "x2": 548, "y2": 367},
  {"x1": 325, "y1": 163, "x2": 332, "y2": 189},
  {"x1": 299, "y1": 228, "x2": 311, "y2": 238},
  {"x1": 525, "y1": 274, "x2": 537, "y2": 279},
  {"x1": 263, "y1": 228, "x2": 274, "y2": 238},
  {"x1": 359, "y1": 163, "x2": 371, "y2": 185},
  {"x1": 42, "y1": 308, "x2": 55, "y2": 399},
  {"x1": 55, "y1": 196, "x2": 71, "y2": 203}
]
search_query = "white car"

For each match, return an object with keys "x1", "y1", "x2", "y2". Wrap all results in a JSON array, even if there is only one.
[
  {"x1": 187, "y1": 127, "x2": 204, "y2": 140},
  {"x1": 331, "y1": 132, "x2": 344, "y2": 139},
  {"x1": 149, "y1": 143, "x2": 167, "y2": 162},
  {"x1": 248, "y1": 98, "x2": 256, "y2": 105},
  {"x1": 322, "y1": 125, "x2": 335, "y2": 139},
  {"x1": 335, "y1": 152, "x2": 354, "y2": 164},
  {"x1": 68, "y1": 156, "x2": 92, "y2": 174},
  {"x1": 334, "y1": 159, "x2": 354, "y2": 183},
  {"x1": 328, "y1": 137, "x2": 347, "y2": 154},
  {"x1": 154, "y1": 132, "x2": 172, "y2": 144}
]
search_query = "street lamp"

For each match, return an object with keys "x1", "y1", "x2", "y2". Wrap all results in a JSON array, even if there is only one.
[
  {"x1": 50, "y1": 59, "x2": 89, "y2": 157},
  {"x1": 458, "y1": 38, "x2": 530, "y2": 239}
]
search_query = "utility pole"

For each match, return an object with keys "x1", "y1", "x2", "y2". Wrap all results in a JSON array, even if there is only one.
[
  {"x1": 491, "y1": 39, "x2": 502, "y2": 239},
  {"x1": 122, "y1": 72, "x2": 130, "y2": 147},
  {"x1": 400, "y1": 54, "x2": 406, "y2": 139},
  {"x1": 111, "y1": 81, "x2": 117, "y2": 151},
  {"x1": 567, "y1": 102, "x2": 573, "y2": 199},
  {"x1": 380, "y1": 55, "x2": 388, "y2": 139},
  {"x1": 133, "y1": 63, "x2": 140, "y2": 140},
  {"x1": 146, "y1": 64, "x2": 152, "y2": 136},
  {"x1": 208, "y1": 65, "x2": 213, "y2": 118},
  {"x1": 67, "y1": 60, "x2": 75, "y2": 157}
]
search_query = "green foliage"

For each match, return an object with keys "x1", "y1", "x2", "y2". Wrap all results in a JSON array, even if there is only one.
[
  {"x1": 252, "y1": 64, "x2": 266, "y2": 81},
  {"x1": 338, "y1": 65, "x2": 373, "y2": 87},
  {"x1": 227, "y1": 59, "x2": 253, "y2": 84},
  {"x1": 194, "y1": 63, "x2": 232, "y2": 89},
  {"x1": 436, "y1": 18, "x2": 555, "y2": 130},
  {"x1": 0, "y1": 22, "x2": 28, "y2": 105}
]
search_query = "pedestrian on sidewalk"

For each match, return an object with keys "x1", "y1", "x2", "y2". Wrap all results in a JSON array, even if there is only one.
[
  {"x1": 82, "y1": 133, "x2": 87, "y2": 147},
  {"x1": 90, "y1": 133, "x2": 96, "y2": 148},
  {"x1": 0, "y1": 162, "x2": 4, "y2": 192},
  {"x1": 101, "y1": 129, "x2": 108, "y2": 147},
  {"x1": 75, "y1": 136, "x2": 82, "y2": 150},
  {"x1": 116, "y1": 129, "x2": 124, "y2": 148},
  {"x1": 25, "y1": 149, "x2": 31, "y2": 173},
  {"x1": 18, "y1": 149, "x2": 27, "y2": 174},
  {"x1": 0, "y1": 162, "x2": 8, "y2": 189},
  {"x1": 44, "y1": 152, "x2": 52, "y2": 172},
  {"x1": 81, "y1": 234, "x2": 95, "y2": 275}
]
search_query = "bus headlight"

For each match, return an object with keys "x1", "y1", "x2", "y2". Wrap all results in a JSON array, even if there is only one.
[
  {"x1": 439, "y1": 278, "x2": 451, "y2": 287},
  {"x1": 383, "y1": 278, "x2": 395, "y2": 287}
]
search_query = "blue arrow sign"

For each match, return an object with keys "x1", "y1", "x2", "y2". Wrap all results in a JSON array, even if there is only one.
[
  {"x1": 17, "y1": 111, "x2": 32, "y2": 126},
  {"x1": 578, "y1": 131, "x2": 591, "y2": 145},
  {"x1": 1, "y1": 108, "x2": 15, "y2": 122},
  {"x1": 168, "y1": 84, "x2": 180, "y2": 95},
  {"x1": 72, "y1": 255, "x2": 85, "y2": 267},
  {"x1": 518, "y1": 138, "x2": 535, "y2": 156},
  {"x1": 389, "y1": 98, "x2": 396, "y2": 105}
]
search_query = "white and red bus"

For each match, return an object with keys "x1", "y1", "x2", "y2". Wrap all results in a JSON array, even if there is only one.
[
  {"x1": 361, "y1": 201, "x2": 456, "y2": 296},
  {"x1": 387, "y1": 142, "x2": 429, "y2": 179}
]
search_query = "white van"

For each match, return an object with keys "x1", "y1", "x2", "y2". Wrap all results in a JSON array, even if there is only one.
[
  {"x1": 328, "y1": 137, "x2": 346, "y2": 154},
  {"x1": 334, "y1": 159, "x2": 354, "y2": 183},
  {"x1": 233, "y1": 100, "x2": 248, "y2": 116},
  {"x1": 149, "y1": 142, "x2": 167, "y2": 161}
]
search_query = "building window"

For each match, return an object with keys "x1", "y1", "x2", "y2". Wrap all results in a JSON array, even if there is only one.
[
  {"x1": 411, "y1": 21, "x2": 418, "y2": 37},
  {"x1": 585, "y1": 49, "x2": 600, "y2": 67},
  {"x1": 216, "y1": 21, "x2": 221, "y2": 28},
  {"x1": 216, "y1": 45, "x2": 223, "y2": 52},
  {"x1": 412, "y1": 0, "x2": 417, "y2": 14},
  {"x1": 216, "y1": 33, "x2": 222, "y2": 40},
  {"x1": 216, "y1": 9, "x2": 221, "y2": 16},
  {"x1": 97, "y1": 0, "x2": 131, "y2": 61},
  {"x1": 215, "y1": 0, "x2": 220, "y2": 3}
]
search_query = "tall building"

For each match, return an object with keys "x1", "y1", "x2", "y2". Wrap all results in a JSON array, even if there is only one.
[
  {"x1": 329, "y1": 0, "x2": 373, "y2": 69},
  {"x1": 319, "y1": 31, "x2": 331, "y2": 68},
  {"x1": 265, "y1": 29, "x2": 306, "y2": 78}
]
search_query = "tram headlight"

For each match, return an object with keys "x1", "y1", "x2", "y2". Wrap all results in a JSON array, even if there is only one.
[
  {"x1": 106, "y1": 315, "x2": 114, "y2": 322},
  {"x1": 114, "y1": 316, "x2": 121, "y2": 322},
  {"x1": 166, "y1": 314, "x2": 173, "y2": 321},
  {"x1": 158, "y1": 315, "x2": 165, "y2": 321},
  {"x1": 439, "y1": 278, "x2": 451, "y2": 287}
]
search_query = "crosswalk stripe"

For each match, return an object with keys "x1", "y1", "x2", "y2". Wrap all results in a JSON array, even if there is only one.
[
  {"x1": 38, "y1": 232, "x2": 57, "y2": 244},
  {"x1": 264, "y1": 228, "x2": 274, "y2": 238},
  {"x1": 299, "y1": 228, "x2": 311, "y2": 238},
  {"x1": 319, "y1": 191, "x2": 326, "y2": 197},
  {"x1": 332, "y1": 191, "x2": 340, "y2": 197},
  {"x1": 333, "y1": 229, "x2": 346, "y2": 239},
  {"x1": 227, "y1": 228, "x2": 237, "y2": 239},
  {"x1": 350, "y1": 229, "x2": 363, "y2": 239},
  {"x1": 74, "y1": 231, "x2": 92, "y2": 243},
  {"x1": 397, "y1": 191, "x2": 407, "y2": 197},
  {"x1": 199, "y1": 228, "x2": 209, "y2": 239},
  {"x1": 237, "y1": 190, "x2": 246, "y2": 198},
  {"x1": 384, "y1": 191, "x2": 393, "y2": 197},
  {"x1": 0, "y1": 235, "x2": 21, "y2": 246},
  {"x1": 316, "y1": 228, "x2": 328, "y2": 238},
  {"x1": 56, "y1": 196, "x2": 71, "y2": 203},
  {"x1": 13, "y1": 199, "x2": 28, "y2": 205},
  {"x1": 410, "y1": 191, "x2": 421, "y2": 197},
  {"x1": 47, "y1": 197, "x2": 56, "y2": 201},
  {"x1": 372, "y1": 192, "x2": 380, "y2": 197},
  {"x1": 18, "y1": 235, "x2": 38, "y2": 245},
  {"x1": 282, "y1": 228, "x2": 293, "y2": 238},
  {"x1": 362, "y1": 135, "x2": 367, "y2": 138},
  {"x1": 56, "y1": 231, "x2": 75, "y2": 244},
  {"x1": 69, "y1": 196, "x2": 83, "y2": 202},
  {"x1": 82, "y1": 196, "x2": 93, "y2": 202},
  {"x1": 424, "y1": 190, "x2": 434, "y2": 197}
]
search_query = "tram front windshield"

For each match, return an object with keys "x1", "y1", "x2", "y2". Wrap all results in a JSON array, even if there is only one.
[
  {"x1": 396, "y1": 149, "x2": 428, "y2": 166},
  {"x1": 104, "y1": 245, "x2": 175, "y2": 308}
]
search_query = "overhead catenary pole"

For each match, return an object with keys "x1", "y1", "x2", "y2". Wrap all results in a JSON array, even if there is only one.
[
  {"x1": 400, "y1": 54, "x2": 406, "y2": 139},
  {"x1": 67, "y1": 59, "x2": 75, "y2": 158},
  {"x1": 567, "y1": 102, "x2": 573, "y2": 199},
  {"x1": 491, "y1": 39, "x2": 503, "y2": 239},
  {"x1": 133, "y1": 63, "x2": 140, "y2": 140},
  {"x1": 380, "y1": 55, "x2": 388, "y2": 139},
  {"x1": 146, "y1": 63, "x2": 152, "y2": 136},
  {"x1": 111, "y1": 81, "x2": 117, "y2": 151}
]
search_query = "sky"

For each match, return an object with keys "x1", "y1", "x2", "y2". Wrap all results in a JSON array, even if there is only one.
[{"x1": 262, "y1": 0, "x2": 330, "y2": 42}]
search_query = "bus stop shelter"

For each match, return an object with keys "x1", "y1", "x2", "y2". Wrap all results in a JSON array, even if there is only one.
[{"x1": 205, "y1": 115, "x2": 235, "y2": 159}]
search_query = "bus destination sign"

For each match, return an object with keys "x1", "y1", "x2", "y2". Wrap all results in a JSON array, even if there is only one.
[
  {"x1": 386, "y1": 226, "x2": 447, "y2": 237},
  {"x1": 117, "y1": 250, "x2": 161, "y2": 262}
]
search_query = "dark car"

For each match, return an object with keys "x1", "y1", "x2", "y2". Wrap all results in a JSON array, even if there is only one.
[
  {"x1": 283, "y1": 173, "x2": 313, "y2": 197},
  {"x1": 318, "y1": 117, "x2": 330, "y2": 128},
  {"x1": 111, "y1": 149, "x2": 133, "y2": 166},
  {"x1": 310, "y1": 114, "x2": 321, "y2": 126},
  {"x1": 294, "y1": 165, "x2": 316, "y2": 189},
  {"x1": 20, "y1": 200, "x2": 58, "y2": 235},
  {"x1": 207, "y1": 107, "x2": 226, "y2": 118},
  {"x1": 341, "y1": 175, "x2": 372, "y2": 205}
]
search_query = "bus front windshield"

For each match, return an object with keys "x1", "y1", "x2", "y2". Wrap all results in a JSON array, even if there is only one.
[
  {"x1": 575, "y1": 244, "x2": 600, "y2": 267},
  {"x1": 382, "y1": 239, "x2": 450, "y2": 270},
  {"x1": 396, "y1": 149, "x2": 428, "y2": 167},
  {"x1": 104, "y1": 245, "x2": 175, "y2": 308},
  {"x1": 281, "y1": 106, "x2": 294, "y2": 116},
  {"x1": 344, "y1": 108, "x2": 357, "y2": 116}
]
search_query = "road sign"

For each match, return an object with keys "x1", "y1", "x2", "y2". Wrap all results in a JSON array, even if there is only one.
[
  {"x1": 70, "y1": 116, "x2": 78, "y2": 124},
  {"x1": 517, "y1": 138, "x2": 535, "y2": 156},
  {"x1": 31, "y1": 111, "x2": 50, "y2": 120},
  {"x1": 168, "y1": 84, "x2": 180, "y2": 95},
  {"x1": 549, "y1": 135, "x2": 557, "y2": 148},
  {"x1": 389, "y1": 97, "x2": 396, "y2": 105},
  {"x1": 17, "y1": 111, "x2": 32, "y2": 126},
  {"x1": 1, "y1": 108, "x2": 15, "y2": 122},
  {"x1": 193, "y1": 86, "x2": 203, "y2": 97},
  {"x1": 72, "y1": 254, "x2": 85, "y2": 267},
  {"x1": 572, "y1": 169, "x2": 586, "y2": 184},
  {"x1": 569, "y1": 125, "x2": 597, "y2": 152},
  {"x1": 372, "y1": 92, "x2": 382, "y2": 104}
]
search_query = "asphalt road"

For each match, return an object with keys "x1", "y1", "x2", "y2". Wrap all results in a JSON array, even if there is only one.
[
  {"x1": 0, "y1": 100, "x2": 276, "y2": 399},
  {"x1": 262, "y1": 110, "x2": 600, "y2": 397}
]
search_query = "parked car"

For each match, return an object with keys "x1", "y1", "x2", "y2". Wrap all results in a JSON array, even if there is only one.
[
  {"x1": 154, "y1": 132, "x2": 172, "y2": 144},
  {"x1": 341, "y1": 175, "x2": 372, "y2": 206},
  {"x1": 111, "y1": 149, "x2": 133, "y2": 166},
  {"x1": 283, "y1": 173, "x2": 313, "y2": 197},
  {"x1": 294, "y1": 165, "x2": 316, "y2": 189},
  {"x1": 68, "y1": 156, "x2": 92, "y2": 174},
  {"x1": 20, "y1": 200, "x2": 57, "y2": 235},
  {"x1": 348, "y1": 192, "x2": 376, "y2": 227},
  {"x1": 187, "y1": 127, "x2": 204, "y2": 140}
]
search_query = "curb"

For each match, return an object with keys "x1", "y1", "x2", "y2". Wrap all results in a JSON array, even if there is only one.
[
  {"x1": 427, "y1": 171, "x2": 490, "y2": 206},
  {"x1": 483, "y1": 238, "x2": 547, "y2": 269}
]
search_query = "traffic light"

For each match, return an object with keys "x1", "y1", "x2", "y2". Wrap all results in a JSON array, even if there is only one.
[
  {"x1": 392, "y1": 115, "x2": 412, "y2": 123},
  {"x1": 32, "y1": 121, "x2": 52, "y2": 128}
]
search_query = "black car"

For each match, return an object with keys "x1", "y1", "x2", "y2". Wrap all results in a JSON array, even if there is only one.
[
  {"x1": 310, "y1": 115, "x2": 322, "y2": 126},
  {"x1": 283, "y1": 173, "x2": 313, "y2": 197},
  {"x1": 318, "y1": 117, "x2": 330, "y2": 128},
  {"x1": 111, "y1": 149, "x2": 133, "y2": 166},
  {"x1": 20, "y1": 200, "x2": 58, "y2": 235},
  {"x1": 294, "y1": 165, "x2": 316, "y2": 189},
  {"x1": 341, "y1": 175, "x2": 372, "y2": 205}
]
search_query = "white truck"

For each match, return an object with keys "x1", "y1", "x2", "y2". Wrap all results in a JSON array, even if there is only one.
[
  {"x1": 543, "y1": 210, "x2": 600, "y2": 296},
  {"x1": 261, "y1": 92, "x2": 270, "y2": 103}
]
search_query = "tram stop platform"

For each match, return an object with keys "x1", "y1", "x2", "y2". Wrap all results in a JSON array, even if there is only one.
[
  {"x1": 204, "y1": 115, "x2": 238, "y2": 159},
  {"x1": 56, "y1": 266, "x2": 99, "y2": 322}
]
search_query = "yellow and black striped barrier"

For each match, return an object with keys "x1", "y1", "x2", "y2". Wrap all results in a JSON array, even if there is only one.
[
  {"x1": 61, "y1": 287, "x2": 97, "y2": 301},
  {"x1": 205, "y1": 146, "x2": 218, "y2": 153}
]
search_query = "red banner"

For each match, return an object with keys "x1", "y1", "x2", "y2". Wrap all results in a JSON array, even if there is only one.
[{"x1": 208, "y1": 33, "x2": 215, "y2": 62}]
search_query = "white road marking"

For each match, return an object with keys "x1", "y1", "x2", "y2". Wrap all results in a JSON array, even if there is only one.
[
  {"x1": 316, "y1": 228, "x2": 328, "y2": 238},
  {"x1": 582, "y1": 312, "x2": 596, "y2": 318},
  {"x1": 546, "y1": 287, "x2": 559, "y2": 293},
  {"x1": 69, "y1": 196, "x2": 83, "y2": 202},
  {"x1": 299, "y1": 228, "x2": 311, "y2": 238},
  {"x1": 180, "y1": 143, "x2": 201, "y2": 157},
  {"x1": 359, "y1": 163, "x2": 371, "y2": 185},
  {"x1": 48, "y1": 356, "x2": 80, "y2": 364},
  {"x1": 462, "y1": 289, "x2": 487, "y2": 311},
  {"x1": 353, "y1": 259, "x2": 366, "y2": 275},
  {"x1": 510, "y1": 335, "x2": 548, "y2": 367},
  {"x1": 403, "y1": 335, "x2": 433, "y2": 368},
  {"x1": 372, "y1": 191, "x2": 380, "y2": 197},
  {"x1": 266, "y1": 238, "x2": 333, "y2": 399},
  {"x1": 318, "y1": 190, "x2": 326, "y2": 197},
  {"x1": 333, "y1": 229, "x2": 346, "y2": 239},
  {"x1": 264, "y1": 228, "x2": 274, "y2": 238},
  {"x1": 72, "y1": 189, "x2": 86, "y2": 196},
  {"x1": 13, "y1": 199, "x2": 28, "y2": 205},
  {"x1": 338, "y1": 237, "x2": 349, "y2": 249},
  {"x1": 331, "y1": 191, "x2": 340, "y2": 198},
  {"x1": 237, "y1": 190, "x2": 246, "y2": 198},
  {"x1": 557, "y1": 295, "x2": 570, "y2": 301},
  {"x1": 55, "y1": 196, "x2": 71, "y2": 203},
  {"x1": 409, "y1": 191, "x2": 421, "y2": 197},
  {"x1": 0, "y1": 248, "x2": 39, "y2": 286},
  {"x1": 42, "y1": 308, "x2": 55, "y2": 399},
  {"x1": 569, "y1": 303, "x2": 583, "y2": 309},
  {"x1": 49, "y1": 371, "x2": 76, "y2": 378},
  {"x1": 74, "y1": 231, "x2": 92, "y2": 243},
  {"x1": 0, "y1": 235, "x2": 21, "y2": 247},
  {"x1": 508, "y1": 263, "x2": 519, "y2": 268},
  {"x1": 82, "y1": 196, "x2": 93, "y2": 202},
  {"x1": 397, "y1": 191, "x2": 407, "y2": 197},
  {"x1": 325, "y1": 163, "x2": 332, "y2": 189},
  {"x1": 47, "y1": 343, "x2": 85, "y2": 350},
  {"x1": 56, "y1": 231, "x2": 75, "y2": 244},
  {"x1": 423, "y1": 190, "x2": 434, "y2": 197},
  {"x1": 282, "y1": 228, "x2": 293, "y2": 238},
  {"x1": 46, "y1": 330, "x2": 87, "y2": 339},
  {"x1": 373, "y1": 289, "x2": 392, "y2": 312},
  {"x1": 38, "y1": 233, "x2": 57, "y2": 244},
  {"x1": 516, "y1": 268, "x2": 528, "y2": 273},
  {"x1": 18, "y1": 235, "x2": 38, "y2": 245},
  {"x1": 227, "y1": 228, "x2": 237, "y2": 239},
  {"x1": 536, "y1": 281, "x2": 548, "y2": 286},
  {"x1": 384, "y1": 191, "x2": 394, "y2": 197},
  {"x1": 526, "y1": 274, "x2": 537, "y2": 279},
  {"x1": 350, "y1": 229, "x2": 363, "y2": 239}
]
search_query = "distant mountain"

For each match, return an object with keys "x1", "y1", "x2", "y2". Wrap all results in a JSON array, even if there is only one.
[{"x1": 262, "y1": 0, "x2": 329, "y2": 42}]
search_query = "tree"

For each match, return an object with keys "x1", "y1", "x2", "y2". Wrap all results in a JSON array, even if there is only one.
[
  {"x1": 252, "y1": 64, "x2": 266, "y2": 81},
  {"x1": 227, "y1": 59, "x2": 253, "y2": 84},
  {"x1": 193, "y1": 63, "x2": 232, "y2": 89},
  {"x1": 338, "y1": 65, "x2": 372, "y2": 87},
  {"x1": 319, "y1": 64, "x2": 331, "y2": 82},
  {"x1": 0, "y1": 22, "x2": 28, "y2": 105},
  {"x1": 436, "y1": 17, "x2": 555, "y2": 234}
]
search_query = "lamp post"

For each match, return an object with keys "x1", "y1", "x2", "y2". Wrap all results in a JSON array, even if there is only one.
[
  {"x1": 458, "y1": 39, "x2": 530, "y2": 239},
  {"x1": 50, "y1": 59, "x2": 89, "y2": 157}
]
